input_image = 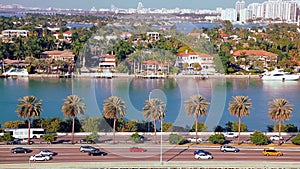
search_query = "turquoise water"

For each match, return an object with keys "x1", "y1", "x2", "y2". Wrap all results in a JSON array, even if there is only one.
[{"x1": 1, "y1": 77, "x2": 299, "y2": 131}]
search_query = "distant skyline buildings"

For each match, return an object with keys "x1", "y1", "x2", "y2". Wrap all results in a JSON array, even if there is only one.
[
  {"x1": 0, "y1": 0, "x2": 269, "y2": 10},
  {"x1": 0, "y1": 0, "x2": 299, "y2": 24},
  {"x1": 221, "y1": 0, "x2": 299, "y2": 23}
]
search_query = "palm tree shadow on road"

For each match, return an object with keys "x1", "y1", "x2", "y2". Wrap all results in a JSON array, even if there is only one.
[{"x1": 166, "y1": 146, "x2": 189, "y2": 162}]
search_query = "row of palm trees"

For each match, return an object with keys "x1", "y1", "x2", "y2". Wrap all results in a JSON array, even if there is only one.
[{"x1": 15, "y1": 94, "x2": 293, "y2": 146}]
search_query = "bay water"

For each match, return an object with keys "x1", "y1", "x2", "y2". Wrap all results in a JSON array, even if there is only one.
[{"x1": 0, "y1": 77, "x2": 299, "y2": 132}]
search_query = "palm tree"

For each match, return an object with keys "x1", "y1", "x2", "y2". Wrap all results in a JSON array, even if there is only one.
[
  {"x1": 103, "y1": 96, "x2": 126, "y2": 143},
  {"x1": 268, "y1": 98, "x2": 293, "y2": 146},
  {"x1": 61, "y1": 95, "x2": 86, "y2": 144},
  {"x1": 142, "y1": 98, "x2": 166, "y2": 141},
  {"x1": 15, "y1": 96, "x2": 42, "y2": 144},
  {"x1": 228, "y1": 96, "x2": 252, "y2": 144},
  {"x1": 185, "y1": 95, "x2": 210, "y2": 141}
]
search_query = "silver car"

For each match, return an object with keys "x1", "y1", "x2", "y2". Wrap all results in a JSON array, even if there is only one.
[
  {"x1": 220, "y1": 145, "x2": 240, "y2": 152},
  {"x1": 80, "y1": 146, "x2": 97, "y2": 152}
]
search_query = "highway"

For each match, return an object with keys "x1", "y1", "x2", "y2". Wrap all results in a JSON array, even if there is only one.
[
  {"x1": 1, "y1": 134, "x2": 300, "y2": 168},
  {"x1": 1, "y1": 145, "x2": 300, "y2": 165}
]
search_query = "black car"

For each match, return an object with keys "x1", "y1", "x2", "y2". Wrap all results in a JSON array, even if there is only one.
[
  {"x1": 11, "y1": 147, "x2": 32, "y2": 154},
  {"x1": 194, "y1": 149, "x2": 212, "y2": 155},
  {"x1": 88, "y1": 149, "x2": 108, "y2": 156},
  {"x1": 7, "y1": 140, "x2": 20, "y2": 145},
  {"x1": 80, "y1": 139, "x2": 95, "y2": 144}
]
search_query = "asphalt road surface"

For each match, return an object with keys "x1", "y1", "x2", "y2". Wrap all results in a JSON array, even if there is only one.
[{"x1": 1, "y1": 145, "x2": 300, "y2": 164}]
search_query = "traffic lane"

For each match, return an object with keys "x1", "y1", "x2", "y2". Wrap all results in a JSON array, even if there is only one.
[{"x1": 2, "y1": 146, "x2": 300, "y2": 164}]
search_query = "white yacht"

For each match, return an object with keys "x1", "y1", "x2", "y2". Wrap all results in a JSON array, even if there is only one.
[
  {"x1": 2, "y1": 68, "x2": 29, "y2": 77},
  {"x1": 261, "y1": 69, "x2": 299, "y2": 81}
]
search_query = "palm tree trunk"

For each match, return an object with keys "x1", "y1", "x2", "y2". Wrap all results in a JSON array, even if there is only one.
[
  {"x1": 28, "y1": 119, "x2": 31, "y2": 145},
  {"x1": 195, "y1": 115, "x2": 198, "y2": 140},
  {"x1": 238, "y1": 117, "x2": 241, "y2": 144},
  {"x1": 113, "y1": 118, "x2": 116, "y2": 144},
  {"x1": 278, "y1": 121, "x2": 281, "y2": 146},
  {"x1": 72, "y1": 116, "x2": 75, "y2": 144}
]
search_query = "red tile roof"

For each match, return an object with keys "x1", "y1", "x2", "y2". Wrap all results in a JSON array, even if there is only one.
[
  {"x1": 41, "y1": 50, "x2": 74, "y2": 57},
  {"x1": 142, "y1": 60, "x2": 168, "y2": 66},
  {"x1": 178, "y1": 52, "x2": 212, "y2": 58},
  {"x1": 100, "y1": 54, "x2": 115, "y2": 58},
  {"x1": 232, "y1": 50, "x2": 278, "y2": 57},
  {"x1": 219, "y1": 33, "x2": 229, "y2": 37},
  {"x1": 63, "y1": 30, "x2": 72, "y2": 35}
]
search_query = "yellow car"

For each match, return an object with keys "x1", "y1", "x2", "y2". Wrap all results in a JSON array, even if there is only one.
[{"x1": 262, "y1": 148, "x2": 283, "y2": 156}]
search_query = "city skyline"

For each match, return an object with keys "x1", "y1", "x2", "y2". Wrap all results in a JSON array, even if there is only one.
[{"x1": 0, "y1": 0, "x2": 269, "y2": 10}]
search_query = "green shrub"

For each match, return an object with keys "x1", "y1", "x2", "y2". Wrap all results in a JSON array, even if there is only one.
[
  {"x1": 0, "y1": 133, "x2": 14, "y2": 142},
  {"x1": 208, "y1": 134, "x2": 225, "y2": 144},
  {"x1": 169, "y1": 133, "x2": 184, "y2": 144},
  {"x1": 291, "y1": 134, "x2": 300, "y2": 145},
  {"x1": 86, "y1": 131, "x2": 99, "y2": 142},
  {"x1": 43, "y1": 134, "x2": 57, "y2": 143},
  {"x1": 130, "y1": 132, "x2": 144, "y2": 143},
  {"x1": 250, "y1": 130, "x2": 268, "y2": 145}
]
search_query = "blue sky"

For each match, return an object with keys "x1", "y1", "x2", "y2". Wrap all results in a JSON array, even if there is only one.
[{"x1": 0, "y1": 0, "x2": 267, "y2": 10}]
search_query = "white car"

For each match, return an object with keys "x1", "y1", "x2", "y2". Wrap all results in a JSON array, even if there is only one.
[
  {"x1": 270, "y1": 135, "x2": 283, "y2": 141},
  {"x1": 224, "y1": 132, "x2": 238, "y2": 138},
  {"x1": 29, "y1": 154, "x2": 52, "y2": 161},
  {"x1": 220, "y1": 145, "x2": 240, "y2": 152},
  {"x1": 194, "y1": 153, "x2": 213, "y2": 159},
  {"x1": 187, "y1": 137, "x2": 202, "y2": 143}
]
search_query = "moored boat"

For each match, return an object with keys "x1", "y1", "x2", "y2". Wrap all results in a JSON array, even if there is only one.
[
  {"x1": 2, "y1": 68, "x2": 29, "y2": 77},
  {"x1": 261, "y1": 69, "x2": 299, "y2": 81}
]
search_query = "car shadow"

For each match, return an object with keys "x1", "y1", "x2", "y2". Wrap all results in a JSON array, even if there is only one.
[{"x1": 166, "y1": 146, "x2": 189, "y2": 162}]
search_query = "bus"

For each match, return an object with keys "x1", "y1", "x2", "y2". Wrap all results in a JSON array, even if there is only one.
[{"x1": 4, "y1": 128, "x2": 45, "y2": 139}]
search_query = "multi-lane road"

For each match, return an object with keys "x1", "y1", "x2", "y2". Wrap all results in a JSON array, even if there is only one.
[
  {"x1": 1, "y1": 134, "x2": 300, "y2": 168},
  {"x1": 1, "y1": 144, "x2": 300, "y2": 167}
]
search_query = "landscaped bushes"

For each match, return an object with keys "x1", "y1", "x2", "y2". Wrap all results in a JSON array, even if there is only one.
[
  {"x1": 208, "y1": 134, "x2": 225, "y2": 144},
  {"x1": 250, "y1": 130, "x2": 269, "y2": 145},
  {"x1": 291, "y1": 134, "x2": 300, "y2": 145},
  {"x1": 169, "y1": 133, "x2": 185, "y2": 144},
  {"x1": 130, "y1": 132, "x2": 144, "y2": 143}
]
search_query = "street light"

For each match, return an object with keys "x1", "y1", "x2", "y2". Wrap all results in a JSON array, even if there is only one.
[
  {"x1": 160, "y1": 114, "x2": 163, "y2": 165},
  {"x1": 148, "y1": 91, "x2": 152, "y2": 132}
]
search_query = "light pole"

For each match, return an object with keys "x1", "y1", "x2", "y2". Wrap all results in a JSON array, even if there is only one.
[
  {"x1": 148, "y1": 91, "x2": 152, "y2": 132},
  {"x1": 160, "y1": 115, "x2": 163, "y2": 165}
]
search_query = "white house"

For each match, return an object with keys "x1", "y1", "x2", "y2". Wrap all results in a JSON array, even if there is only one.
[
  {"x1": 99, "y1": 54, "x2": 116, "y2": 69},
  {"x1": 176, "y1": 51, "x2": 215, "y2": 73}
]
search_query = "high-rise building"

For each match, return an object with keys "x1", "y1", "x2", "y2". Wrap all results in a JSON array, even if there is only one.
[
  {"x1": 246, "y1": 0, "x2": 299, "y2": 23},
  {"x1": 221, "y1": 8, "x2": 237, "y2": 22},
  {"x1": 236, "y1": 0, "x2": 246, "y2": 21}
]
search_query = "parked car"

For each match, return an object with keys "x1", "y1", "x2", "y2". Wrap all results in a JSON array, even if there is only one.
[
  {"x1": 88, "y1": 149, "x2": 108, "y2": 156},
  {"x1": 11, "y1": 147, "x2": 32, "y2": 154},
  {"x1": 80, "y1": 139, "x2": 95, "y2": 144},
  {"x1": 262, "y1": 148, "x2": 283, "y2": 156},
  {"x1": 194, "y1": 149, "x2": 211, "y2": 155},
  {"x1": 39, "y1": 150, "x2": 58, "y2": 157},
  {"x1": 129, "y1": 147, "x2": 147, "y2": 152},
  {"x1": 270, "y1": 135, "x2": 284, "y2": 141},
  {"x1": 80, "y1": 146, "x2": 97, "y2": 152},
  {"x1": 220, "y1": 145, "x2": 240, "y2": 152},
  {"x1": 29, "y1": 154, "x2": 52, "y2": 161},
  {"x1": 7, "y1": 140, "x2": 20, "y2": 145},
  {"x1": 57, "y1": 139, "x2": 71, "y2": 144},
  {"x1": 224, "y1": 132, "x2": 238, "y2": 138},
  {"x1": 187, "y1": 137, "x2": 202, "y2": 143},
  {"x1": 17, "y1": 138, "x2": 34, "y2": 144},
  {"x1": 194, "y1": 152, "x2": 213, "y2": 159}
]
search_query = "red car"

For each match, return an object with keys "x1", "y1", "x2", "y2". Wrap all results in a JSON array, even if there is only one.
[{"x1": 129, "y1": 147, "x2": 147, "y2": 152}]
